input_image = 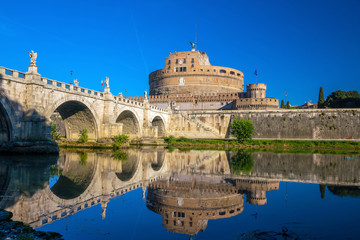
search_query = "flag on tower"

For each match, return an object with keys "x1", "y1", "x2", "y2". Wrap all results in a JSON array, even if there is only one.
[
  {"x1": 254, "y1": 69, "x2": 258, "y2": 76},
  {"x1": 101, "y1": 80, "x2": 103, "y2": 86}
]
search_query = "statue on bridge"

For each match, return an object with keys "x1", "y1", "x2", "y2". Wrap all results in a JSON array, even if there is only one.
[
  {"x1": 28, "y1": 50, "x2": 37, "y2": 65},
  {"x1": 74, "y1": 79, "x2": 79, "y2": 87}
]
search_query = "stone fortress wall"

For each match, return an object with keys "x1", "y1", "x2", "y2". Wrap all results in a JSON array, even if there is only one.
[{"x1": 168, "y1": 108, "x2": 360, "y2": 140}]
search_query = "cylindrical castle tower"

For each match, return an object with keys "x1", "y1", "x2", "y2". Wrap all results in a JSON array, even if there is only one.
[
  {"x1": 246, "y1": 83, "x2": 267, "y2": 98},
  {"x1": 149, "y1": 50, "x2": 244, "y2": 95}
]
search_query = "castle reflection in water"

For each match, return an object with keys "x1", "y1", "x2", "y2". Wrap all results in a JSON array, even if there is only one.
[{"x1": 1, "y1": 148, "x2": 359, "y2": 237}]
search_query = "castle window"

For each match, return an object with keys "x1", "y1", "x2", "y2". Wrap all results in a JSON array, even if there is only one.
[
  {"x1": 176, "y1": 59, "x2": 178, "y2": 64},
  {"x1": 237, "y1": 73, "x2": 241, "y2": 76},
  {"x1": 220, "y1": 69, "x2": 226, "y2": 73},
  {"x1": 183, "y1": 59, "x2": 186, "y2": 63},
  {"x1": 168, "y1": 60, "x2": 171, "y2": 64},
  {"x1": 191, "y1": 64, "x2": 194, "y2": 68},
  {"x1": 230, "y1": 71, "x2": 235, "y2": 75},
  {"x1": 214, "y1": 69, "x2": 216, "y2": 72},
  {"x1": 175, "y1": 67, "x2": 187, "y2": 72},
  {"x1": 191, "y1": 58, "x2": 194, "y2": 63}
]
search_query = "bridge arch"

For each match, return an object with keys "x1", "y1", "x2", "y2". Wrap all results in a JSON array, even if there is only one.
[
  {"x1": 46, "y1": 98, "x2": 99, "y2": 141},
  {"x1": 0, "y1": 93, "x2": 15, "y2": 142},
  {"x1": 115, "y1": 153, "x2": 140, "y2": 182},
  {"x1": 48, "y1": 152, "x2": 98, "y2": 202},
  {"x1": 151, "y1": 151, "x2": 165, "y2": 171},
  {"x1": 151, "y1": 115, "x2": 166, "y2": 137},
  {"x1": 116, "y1": 110, "x2": 141, "y2": 137}
]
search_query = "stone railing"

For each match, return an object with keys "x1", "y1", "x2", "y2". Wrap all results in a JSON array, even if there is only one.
[
  {"x1": 0, "y1": 66, "x2": 26, "y2": 79},
  {"x1": 40, "y1": 76, "x2": 104, "y2": 99},
  {"x1": 1, "y1": 66, "x2": 168, "y2": 112}
]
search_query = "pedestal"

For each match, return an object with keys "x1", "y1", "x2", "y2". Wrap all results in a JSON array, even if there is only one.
[{"x1": 27, "y1": 65, "x2": 40, "y2": 75}]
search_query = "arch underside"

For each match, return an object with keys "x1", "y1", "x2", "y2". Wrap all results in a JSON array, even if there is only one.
[
  {"x1": 152, "y1": 116, "x2": 165, "y2": 137},
  {"x1": 116, "y1": 110, "x2": 140, "y2": 136},
  {"x1": 54, "y1": 101, "x2": 97, "y2": 140},
  {"x1": 50, "y1": 153, "x2": 96, "y2": 199},
  {"x1": 116, "y1": 154, "x2": 139, "y2": 182},
  {"x1": 151, "y1": 151, "x2": 165, "y2": 171},
  {"x1": 0, "y1": 102, "x2": 11, "y2": 142}
]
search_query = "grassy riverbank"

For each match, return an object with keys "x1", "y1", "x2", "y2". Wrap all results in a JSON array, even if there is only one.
[
  {"x1": 56, "y1": 137, "x2": 360, "y2": 154},
  {"x1": 163, "y1": 137, "x2": 360, "y2": 153}
]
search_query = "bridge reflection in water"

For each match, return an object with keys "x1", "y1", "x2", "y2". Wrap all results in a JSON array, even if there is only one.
[{"x1": 0, "y1": 148, "x2": 360, "y2": 237}]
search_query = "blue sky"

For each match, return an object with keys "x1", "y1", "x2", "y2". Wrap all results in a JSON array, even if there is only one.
[{"x1": 0, "y1": 0, "x2": 359, "y2": 106}]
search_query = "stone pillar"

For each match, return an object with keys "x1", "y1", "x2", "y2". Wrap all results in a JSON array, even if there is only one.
[{"x1": 101, "y1": 78, "x2": 122, "y2": 138}]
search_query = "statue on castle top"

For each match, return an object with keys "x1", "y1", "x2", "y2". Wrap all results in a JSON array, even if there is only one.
[
  {"x1": 74, "y1": 79, "x2": 79, "y2": 87},
  {"x1": 104, "y1": 76, "x2": 109, "y2": 88},
  {"x1": 144, "y1": 90, "x2": 148, "y2": 99},
  {"x1": 28, "y1": 50, "x2": 37, "y2": 65},
  {"x1": 189, "y1": 42, "x2": 197, "y2": 51}
]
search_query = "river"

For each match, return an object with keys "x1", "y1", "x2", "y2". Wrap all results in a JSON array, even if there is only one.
[{"x1": 1, "y1": 148, "x2": 360, "y2": 239}]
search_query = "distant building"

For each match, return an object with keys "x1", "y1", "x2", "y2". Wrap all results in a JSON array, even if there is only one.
[
  {"x1": 128, "y1": 46, "x2": 279, "y2": 111},
  {"x1": 295, "y1": 102, "x2": 317, "y2": 109}
]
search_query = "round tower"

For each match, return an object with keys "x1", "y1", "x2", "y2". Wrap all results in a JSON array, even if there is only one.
[
  {"x1": 246, "y1": 83, "x2": 267, "y2": 98},
  {"x1": 149, "y1": 50, "x2": 244, "y2": 95}
]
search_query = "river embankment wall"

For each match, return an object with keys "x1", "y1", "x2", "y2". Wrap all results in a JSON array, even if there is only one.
[{"x1": 169, "y1": 109, "x2": 360, "y2": 140}]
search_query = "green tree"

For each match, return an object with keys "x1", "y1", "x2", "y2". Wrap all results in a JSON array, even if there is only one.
[
  {"x1": 78, "y1": 129, "x2": 88, "y2": 143},
  {"x1": 324, "y1": 90, "x2": 360, "y2": 108},
  {"x1": 286, "y1": 101, "x2": 290, "y2": 109},
  {"x1": 319, "y1": 184, "x2": 326, "y2": 199},
  {"x1": 230, "y1": 118, "x2": 254, "y2": 142},
  {"x1": 230, "y1": 151, "x2": 254, "y2": 175},
  {"x1": 318, "y1": 87, "x2": 325, "y2": 108},
  {"x1": 281, "y1": 100, "x2": 285, "y2": 108}
]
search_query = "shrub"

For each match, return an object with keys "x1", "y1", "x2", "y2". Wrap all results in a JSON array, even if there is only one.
[
  {"x1": 230, "y1": 151, "x2": 254, "y2": 174},
  {"x1": 113, "y1": 134, "x2": 129, "y2": 149},
  {"x1": 230, "y1": 118, "x2": 254, "y2": 142},
  {"x1": 50, "y1": 123, "x2": 61, "y2": 141},
  {"x1": 78, "y1": 129, "x2": 88, "y2": 143},
  {"x1": 78, "y1": 152, "x2": 88, "y2": 165},
  {"x1": 164, "y1": 135, "x2": 176, "y2": 144},
  {"x1": 113, "y1": 150, "x2": 129, "y2": 161}
]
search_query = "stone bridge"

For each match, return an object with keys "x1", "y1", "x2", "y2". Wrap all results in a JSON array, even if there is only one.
[{"x1": 0, "y1": 62, "x2": 170, "y2": 142}]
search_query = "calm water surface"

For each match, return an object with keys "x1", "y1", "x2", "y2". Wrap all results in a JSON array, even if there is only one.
[{"x1": 1, "y1": 148, "x2": 360, "y2": 239}]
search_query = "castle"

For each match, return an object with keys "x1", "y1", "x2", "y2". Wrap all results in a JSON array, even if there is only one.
[{"x1": 128, "y1": 45, "x2": 279, "y2": 111}]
